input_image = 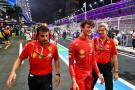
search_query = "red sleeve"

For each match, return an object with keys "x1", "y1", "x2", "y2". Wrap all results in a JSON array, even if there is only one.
[
  {"x1": 19, "y1": 44, "x2": 29, "y2": 61},
  {"x1": 53, "y1": 45, "x2": 59, "y2": 60},
  {"x1": 92, "y1": 51, "x2": 100, "y2": 75},
  {"x1": 111, "y1": 39, "x2": 117, "y2": 55},
  {"x1": 68, "y1": 41, "x2": 75, "y2": 78}
]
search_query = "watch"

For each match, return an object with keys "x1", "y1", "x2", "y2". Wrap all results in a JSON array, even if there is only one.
[
  {"x1": 56, "y1": 73, "x2": 60, "y2": 77},
  {"x1": 115, "y1": 70, "x2": 118, "y2": 73}
]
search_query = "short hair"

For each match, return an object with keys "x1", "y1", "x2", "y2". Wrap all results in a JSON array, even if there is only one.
[
  {"x1": 98, "y1": 23, "x2": 109, "y2": 31},
  {"x1": 36, "y1": 26, "x2": 49, "y2": 35},
  {"x1": 80, "y1": 20, "x2": 95, "y2": 28}
]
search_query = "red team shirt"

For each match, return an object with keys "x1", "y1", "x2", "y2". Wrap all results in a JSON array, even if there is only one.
[
  {"x1": 69, "y1": 37, "x2": 100, "y2": 79},
  {"x1": 94, "y1": 37, "x2": 117, "y2": 64},
  {"x1": 19, "y1": 40, "x2": 59, "y2": 75}
]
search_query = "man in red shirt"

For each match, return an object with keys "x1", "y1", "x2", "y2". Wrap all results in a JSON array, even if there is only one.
[
  {"x1": 69, "y1": 20, "x2": 104, "y2": 90},
  {"x1": 6, "y1": 26, "x2": 60, "y2": 90},
  {"x1": 92, "y1": 23, "x2": 118, "y2": 90}
]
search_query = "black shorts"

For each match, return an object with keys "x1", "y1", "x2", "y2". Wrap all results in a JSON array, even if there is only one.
[
  {"x1": 5, "y1": 35, "x2": 9, "y2": 41},
  {"x1": 28, "y1": 72, "x2": 52, "y2": 90}
]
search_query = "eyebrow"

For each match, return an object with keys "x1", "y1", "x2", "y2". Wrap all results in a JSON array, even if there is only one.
[{"x1": 40, "y1": 35, "x2": 49, "y2": 37}]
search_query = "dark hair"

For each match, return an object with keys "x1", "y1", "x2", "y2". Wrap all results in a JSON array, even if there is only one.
[
  {"x1": 36, "y1": 26, "x2": 49, "y2": 36},
  {"x1": 133, "y1": 29, "x2": 135, "y2": 32},
  {"x1": 80, "y1": 20, "x2": 95, "y2": 28}
]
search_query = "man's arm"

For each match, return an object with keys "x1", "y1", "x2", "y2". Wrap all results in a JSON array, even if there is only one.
[
  {"x1": 68, "y1": 42, "x2": 75, "y2": 80},
  {"x1": 6, "y1": 57, "x2": 22, "y2": 88},
  {"x1": 54, "y1": 57, "x2": 60, "y2": 87},
  {"x1": 111, "y1": 39, "x2": 119, "y2": 80},
  {"x1": 92, "y1": 52, "x2": 104, "y2": 84},
  {"x1": 112, "y1": 55, "x2": 118, "y2": 80},
  {"x1": 54, "y1": 45, "x2": 60, "y2": 87},
  {"x1": 54, "y1": 57, "x2": 60, "y2": 74},
  {"x1": 69, "y1": 42, "x2": 79, "y2": 90}
]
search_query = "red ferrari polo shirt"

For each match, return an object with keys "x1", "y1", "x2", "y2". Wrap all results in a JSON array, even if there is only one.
[
  {"x1": 19, "y1": 40, "x2": 59, "y2": 75},
  {"x1": 94, "y1": 37, "x2": 117, "y2": 64}
]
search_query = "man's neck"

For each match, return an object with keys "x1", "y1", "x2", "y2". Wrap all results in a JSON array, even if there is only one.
[
  {"x1": 100, "y1": 36, "x2": 108, "y2": 42},
  {"x1": 38, "y1": 40, "x2": 49, "y2": 47},
  {"x1": 80, "y1": 33, "x2": 89, "y2": 40}
]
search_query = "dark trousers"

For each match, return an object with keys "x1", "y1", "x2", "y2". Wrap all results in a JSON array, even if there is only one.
[
  {"x1": 28, "y1": 72, "x2": 52, "y2": 90},
  {"x1": 132, "y1": 39, "x2": 135, "y2": 48},
  {"x1": 92, "y1": 62, "x2": 113, "y2": 90}
]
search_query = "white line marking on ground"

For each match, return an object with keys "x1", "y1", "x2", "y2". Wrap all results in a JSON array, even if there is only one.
[
  {"x1": 118, "y1": 52, "x2": 135, "y2": 57},
  {"x1": 58, "y1": 43, "x2": 68, "y2": 51},
  {"x1": 118, "y1": 78, "x2": 135, "y2": 90},
  {"x1": 19, "y1": 42, "x2": 22, "y2": 55},
  {"x1": 118, "y1": 52, "x2": 135, "y2": 58},
  {"x1": 59, "y1": 54, "x2": 69, "y2": 66},
  {"x1": 19, "y1": 42, "x2": 24, "y2": 64}
]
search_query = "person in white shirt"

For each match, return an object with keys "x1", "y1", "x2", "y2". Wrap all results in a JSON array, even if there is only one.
[{"x1": 25, "y1": 29, "x2": 32, "y2": 42}]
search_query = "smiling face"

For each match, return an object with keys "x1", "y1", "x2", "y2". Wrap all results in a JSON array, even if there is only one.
[
  {"x1": 81, "y1": 24, "x2": 93, "y2": 37},
  {"x1": 98, "y1": 26, "x2": 108, "y2": 38}
]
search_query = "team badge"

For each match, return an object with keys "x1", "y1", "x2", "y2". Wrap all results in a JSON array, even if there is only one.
[
  {"x1": 80, "y1": 49, "x2": 85, "y2": 55},
  {"x1": 31, "y1": 52, "x2": 37, "y2": 58},
  {"x1": 89, "y1": 43, "x2": 92, "y2": 47},
  {"x1": 107, "y1": 40, "x2": 110, "y2": 44},
  {"x1": 48, "y1": 46, "x2": 52, "y2": 51}
]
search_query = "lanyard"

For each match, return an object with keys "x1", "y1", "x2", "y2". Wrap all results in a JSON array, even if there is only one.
[
  {"x1": 98, "y1": 40, "x2": 104, "y2": 55},
  {"x1": 35, "y1": 46, "x2": 44, "y2": 59}
]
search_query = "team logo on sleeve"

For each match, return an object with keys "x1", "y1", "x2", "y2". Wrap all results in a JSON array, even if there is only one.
[
  {"x1": 79, "y1": 49, "x2": 85, "y2": 59},
  {"x1": 31, "y1": 52, "x2": 37, "y2": 58},
  {"x1": 48, "y1": 46, "x2": 52, "y2": 51}
]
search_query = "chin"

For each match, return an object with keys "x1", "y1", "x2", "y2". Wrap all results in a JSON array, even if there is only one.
[
  {"x1": 88, "y1": 33, "x2": 91, "y2": 35},
  {"x1": 100, "y1": 35, "x2": 105, "y2": 38}
]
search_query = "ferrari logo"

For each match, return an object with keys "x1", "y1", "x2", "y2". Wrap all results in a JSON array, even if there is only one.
[
  {"x1": 48, "y1": 46, "x2": 52, "y2": 51},
  {"x1": 107, "y1": 40, "x2": 110, "y2": 44},
  {"x1": 89, "y1": 43, "x2": 92, "y2": 47},
  {"x1": 80, "y1": 49, "x2": 85, "y2": 55},
  {"x1": 31, "y1": 52, "x2": 37, "y2": 58}
]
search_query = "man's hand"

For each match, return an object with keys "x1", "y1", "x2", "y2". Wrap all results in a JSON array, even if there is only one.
[
  {"x1": 72, "y1": 80, "x2": 79, "y2": 90},
  {"x1": 6, "y1": 72, "x2": 16, "y2": 88},
  {"x1": 114, "y1": 71, "x2": 119, "y2": 80},
  {"x1": 55, "y1": 75, "x2": 60, "y2": 87},
  {"x1": 98, "y1": 74, "x2": 104, "y2": 84}
]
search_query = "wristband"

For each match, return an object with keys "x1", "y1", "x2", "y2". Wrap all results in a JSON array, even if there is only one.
[
  {"x1": 56, "y1": 73, "x2": 60, "y2": 76},
  {"x1": 114, "y1": 71, "x2": 118, "y2": 73}
]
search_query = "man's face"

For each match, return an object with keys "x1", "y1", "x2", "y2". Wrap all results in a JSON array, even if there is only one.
[
  {"x1": 98, "y1": 26, "x2": 108, "y2": 38},
  {"x1": 38, "y1": 31, "x2": 49, "y2": 44},
  {"x1": 82, "y1": 24, "x2": 93, "y2": 37}
]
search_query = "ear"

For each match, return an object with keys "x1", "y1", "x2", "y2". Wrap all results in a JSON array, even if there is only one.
[{"x1": 81, "y1": 27, "x2": 83, "y2": 32}]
